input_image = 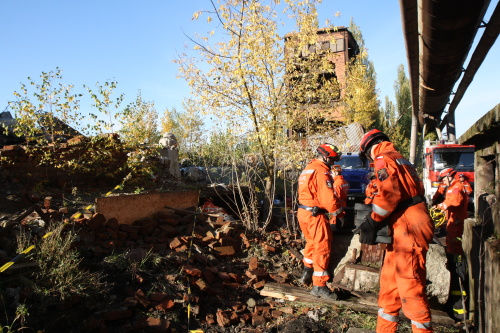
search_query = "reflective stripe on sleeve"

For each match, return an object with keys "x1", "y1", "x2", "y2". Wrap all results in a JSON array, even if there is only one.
[
  {"x1": 313, "y1": 270, "x2": 329, "y2": 277},
  {"x1": 373, "y1": 203, "x2": 390, "y2": 217},
  {"x1": 331, "y1": 207, "x2": 343, "y2": 216},
  {"x1": 411, "y1": 319, "x2": 433, "y2": 329},
  {"x1": 303, "y1": 258, "x2": 313, "y2": 264},
  {"x1": 451, "y1": 290, "x2": 467, "y2": 296},
  {"x1": 378, "y1": 308, "x2": 399, "y2": 322},
  {"x1": 301, "y1": 169, "x2": 315, "y2": 175}
]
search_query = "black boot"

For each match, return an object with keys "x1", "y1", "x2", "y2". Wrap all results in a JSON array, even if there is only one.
[
  {"x1": 298, "y1": 267, "x2": 313, "y2": 285},
  {"x1": 310, "y1": 286, "x2": 338, "y2": 300}
]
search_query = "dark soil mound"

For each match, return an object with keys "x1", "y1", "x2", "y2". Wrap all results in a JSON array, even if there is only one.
[{"x1": 277, "y1": 315, "x2": 330, "y2": 333}]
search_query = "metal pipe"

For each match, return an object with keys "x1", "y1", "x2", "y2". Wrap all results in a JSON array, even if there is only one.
[
  {"x1": 399, "y1": 0, "x2": 421, "y2": 162},
  {"x1": 419, "y1": 0, "x2": 489, "y2": 127},
  {"x1": 446, "y1": 2, "x2": 500, "y2": 119},
  {"x1": 410, "y1": 107, "x2": 419, "y2": 164}
]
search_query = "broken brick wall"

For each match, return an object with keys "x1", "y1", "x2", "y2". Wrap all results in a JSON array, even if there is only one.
[{"x1": 0, "y1": 142, "x2": 128, "y2": 188}]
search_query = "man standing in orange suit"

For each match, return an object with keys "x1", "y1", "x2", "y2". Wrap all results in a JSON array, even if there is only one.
[
  {"x1": 356, "y1": 129, "x2": 434, "y2": 333},
  {"x1": 297, "y1": 143, "x2": 343, "y2": 299}
]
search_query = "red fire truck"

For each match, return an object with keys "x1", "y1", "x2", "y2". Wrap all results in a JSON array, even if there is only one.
[{"x1": 422, "y1": 140, "x2": 475, "y2": 205}]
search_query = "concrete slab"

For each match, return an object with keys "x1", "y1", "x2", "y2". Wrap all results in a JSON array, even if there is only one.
[{"x1": 95, "y1": 190, "x2": 199, "y2": 225}]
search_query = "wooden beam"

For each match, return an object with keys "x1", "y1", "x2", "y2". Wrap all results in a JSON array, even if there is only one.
[{"x1": 260, "y1": 282, "x2": 455, "y2": 325}]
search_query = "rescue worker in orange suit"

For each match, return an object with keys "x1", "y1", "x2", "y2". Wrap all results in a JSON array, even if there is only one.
[
  {"x1": 355, "y1": 129, "x2": 435, "y2": 333},
  {"x1": 433, "y1": 168, "x2": 469, "y2": 321},
  {"x1": 297, "y1": 143, "x2": 343, "y2": 299},
  {"x1": 331, "y1": 165, "x2": 349, "y2": 229},
  {"x1": 434, "y1": 168, "x2": 468, "y2": 255},
  {"x1": 364, "y1": 172, "x2": 377, "y2": 204}
]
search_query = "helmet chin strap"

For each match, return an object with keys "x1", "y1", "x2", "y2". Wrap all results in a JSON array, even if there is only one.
[
  {"x1": 322, "y1": 156, "x2": 330, "y2": 167},
  {"x1": 365, "y1": 142, "x2": 380, "y2": 163},
  {"x1": 321, "y1": 156, "x2": 335, "y2": 168},
  {"x1": 365, "y1": 145, "x2": 374, "y2": 163}
]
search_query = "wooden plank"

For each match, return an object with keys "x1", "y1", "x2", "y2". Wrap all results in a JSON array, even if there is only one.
[
  {"x1": 261, "y1": 282, "x2": 377, "y2": 312},
  {"x1": 0, "y1": 204, "x2": 49, "y2": 237},
  {"x1": 260, "y1": 283, "x2": 455, "y2": 325}
]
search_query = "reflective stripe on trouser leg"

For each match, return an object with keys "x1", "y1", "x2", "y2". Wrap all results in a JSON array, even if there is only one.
[
  {"x1": 377, "y1": 208, "x2": 433, "y2": 333},
  {"x1": 378, "y1": 308, "x2": 399, "y2": 322},
  {"x1": 310, "y1": 214, "x2": 331, "y2": 287},
  {"x1": 377, "y1": 308, "x2": 399, "y2": 332},
  {"x1": 378, "y1": 251, "x2": 433, "y2": 333},
  {"x1": 298, "y1": 209, "x2": 316, "y2": 270},
  {"x1": 411, "y1": 320, "x2": 433, "y2": 330},
  {"x1": 297, "y1": 209, "x2": 332, "y2": 287},
  {"x1": 303, "y1": 257, "x2": 313, "y2": 269}
]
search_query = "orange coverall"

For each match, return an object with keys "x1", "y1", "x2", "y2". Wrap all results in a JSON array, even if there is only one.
[
  {"x1": 364, "y1": 179, "x2": 377, "y2": 204},
  {"x1": 438, "y1": 179, "x2": 468, "y2": 255},
  {"x1": 370, "y1": 142, "x2": 435, "y2": 333},
  {"x1": 298, "y1": 159, "x2": 342, "y2": 287},
  {"x1": 332, "y1": 174, "x2": 349, "y2": 223}
]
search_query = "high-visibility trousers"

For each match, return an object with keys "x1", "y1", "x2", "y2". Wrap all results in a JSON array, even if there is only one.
[
  {"x1": 377, "y1": 203, "x2": 434, "y2": 333},
  {"x1": 445, "y1": 218, "x2": 464, "y2": 255},
  {"x1": 298, "y1": 208, "x2": 332, "y2": 287}
]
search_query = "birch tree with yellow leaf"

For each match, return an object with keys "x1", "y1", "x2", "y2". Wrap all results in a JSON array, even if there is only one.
[{"x1": 176, "y1": 0, "x2": 339, "y2": 227}]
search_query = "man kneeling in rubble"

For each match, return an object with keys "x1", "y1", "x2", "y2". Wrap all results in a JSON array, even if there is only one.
[{"x1": 296, "y1": 143, "x2": 343, "y2": 299}]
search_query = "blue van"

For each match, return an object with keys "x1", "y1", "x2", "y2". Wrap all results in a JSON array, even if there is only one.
[{"x1": 336, "y1": 152, "x2": 371, "y2": 208}]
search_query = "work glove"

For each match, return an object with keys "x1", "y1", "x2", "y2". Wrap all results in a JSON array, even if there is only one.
[
  {"x1": 355, "y1": 215, "x2": 380, "y2": 245},
  {"x1": 329, "y1": 223, "x2": 338, "y2": 233},
  {"x1": 437, "y1": 202, "x2": 447, "y2": 211}
]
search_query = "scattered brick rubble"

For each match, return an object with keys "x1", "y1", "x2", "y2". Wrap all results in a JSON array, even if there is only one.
[{"x1": 0, "y1": 196, "x2": 309, "y2": 332}]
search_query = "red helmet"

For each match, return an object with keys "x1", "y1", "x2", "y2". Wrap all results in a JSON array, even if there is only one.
[
  {"x1": 438, "y1": 168, "x2": 456, "y2": 180},
  {"x1": 317, "y1": 143, "x2": 341, "y2": 160},
  {"x1": 359, "y1": 129, "x2": 389, "y2": 158}
]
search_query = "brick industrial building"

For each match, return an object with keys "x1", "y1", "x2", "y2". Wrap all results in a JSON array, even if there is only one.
[{"x1": 284, "y1": 27, "x2": 359, "y2": 134}]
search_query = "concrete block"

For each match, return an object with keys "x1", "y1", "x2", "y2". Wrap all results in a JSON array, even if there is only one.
[{"x1": 95, "y1": 191, "x2": 198, "y2": 225}]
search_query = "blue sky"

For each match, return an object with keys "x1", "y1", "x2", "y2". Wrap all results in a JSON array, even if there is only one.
[{"x1": 1, "y1": 0, "x2": 498, "y2": 138}]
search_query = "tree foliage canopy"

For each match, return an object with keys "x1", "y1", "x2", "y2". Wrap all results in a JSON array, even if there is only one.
[
  {"x1": 343, "y1": 20, "x2": 380, "y2": 130},
  {"x1": 10, "y1": 68, "x2": 83, "y2": 146},
  {"x1": 175, "y1": 0, "x2": 329, "y2": 199},
  {"x1": 120, "y1": 91, "x2": 160, "y2": 146},
  {"x1": 380, "y1": 64, "x2": 411, "y2": 156},
  {"x1": 161, "y1": 99, "x2": 204, "y2": 152}
]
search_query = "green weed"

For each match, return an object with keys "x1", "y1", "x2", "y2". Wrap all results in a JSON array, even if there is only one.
[{"x1": 16, "y1": 223, "x2": 107, "y2": 303}]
